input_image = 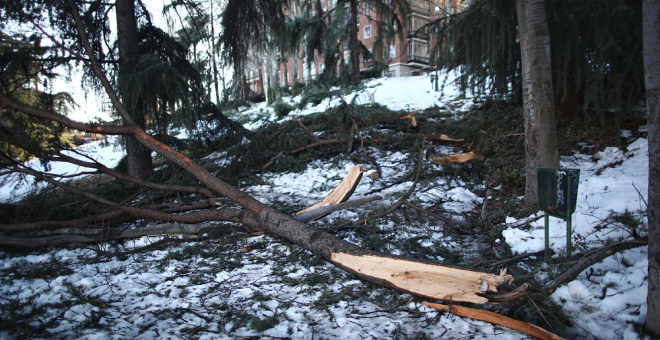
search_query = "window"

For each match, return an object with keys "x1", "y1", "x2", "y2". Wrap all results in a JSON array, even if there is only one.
[
  {"x1": 364, "y1": 25, "x2": 371, "y2": 38},
  {"x1": 389, "y1": 44, "x2": 396, "y2": 58},
  {"x1": 364, "y1": 3, "x2": 371, "y2": 15}
]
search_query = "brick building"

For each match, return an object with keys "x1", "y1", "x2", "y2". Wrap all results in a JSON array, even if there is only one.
[{"x1": 246, "y1": 0, "x2": 466, "y2": 94}]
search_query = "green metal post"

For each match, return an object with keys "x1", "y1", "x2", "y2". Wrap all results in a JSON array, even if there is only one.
[{"x1": 545, "y1": 213, "x2": 550, "y2": 258}]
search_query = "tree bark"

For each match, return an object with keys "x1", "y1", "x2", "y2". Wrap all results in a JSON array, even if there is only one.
[
  {"x1": 116, "y1": 0, "x2": 153, "y2": 180},
  {"x1": 348, "y1": 0, "x2": 360, "y2": 82},
  {"x1": 516, "y1": 0, "x2": 559, "y2": 205},
  {"x1": 643, "y1": 0, "x2": 660, "y2": 335}
]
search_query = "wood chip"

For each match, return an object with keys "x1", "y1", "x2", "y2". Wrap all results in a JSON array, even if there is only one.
[{"x1": 429, "y1": 151, "x2": 481, "y2": 164}]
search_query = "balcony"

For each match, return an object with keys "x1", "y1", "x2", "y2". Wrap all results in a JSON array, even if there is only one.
[
  {"x1": 408, "y1": 30, "x2": 429, "y2": 40},
  {"x1": 408, "y1": 55, "x2": 429, "y2": 64}
]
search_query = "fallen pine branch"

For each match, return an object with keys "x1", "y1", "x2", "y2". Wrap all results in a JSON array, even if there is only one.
[
  {"x1": 1, "y1": 223, "x2": 243, "y2": 247},
  {"x1": 0, "y1": 200, "x2": 215, "y2": 232},
  {"x1": 423, "y1": 301, "x2": 566, "y2": 340},
  {"x1": 292, "y1": 116, "x2": 321, "y2": 142},
  {"x1": 498, "y1": 238, "x2": 649, "y2": 314},
  {"x1": 542, "y1": 238, "x2": 648, "y2": 295},
  {"x1": 290, "y1": 138, "x2": 348, "y2": 154}
]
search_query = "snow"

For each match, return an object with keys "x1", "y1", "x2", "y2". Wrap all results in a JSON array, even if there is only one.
[
  {"x1": 238, "y1": 71, "x2": 474, "y2": 130},
  {"x1": 0, "y1": 136, "x2": 125, "y2": 203},
  {"x1": 0, "y1": 72, "x2": 652, "y2": 339}
]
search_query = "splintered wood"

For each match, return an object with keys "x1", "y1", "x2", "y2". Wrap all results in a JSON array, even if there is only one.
[
  {"x1": 429, "y1": 151, "x2": 481, "y2": 165},
  {"x1": 331, "y1": 253, "x2": 513, "y2": 304},
  {"x1": 295, "y1": 165, "x2": 366, "y2": 220},
  {"x1": 422, "y1": 302, "x2": 566, "y2": 340}
]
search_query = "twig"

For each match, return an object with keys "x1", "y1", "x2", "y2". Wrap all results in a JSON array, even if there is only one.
[
  {"x1": 338, "y1": 95, "x2": 366, "y2": 123},
  {"x1": 487, "y1": 250, "x2": 546, "y2": 269},
  {"x1": 402, "y1": 201, "x2": 471, "y2": 235},
  {"x1": 632, "y1": 182, "x2": 648, "y2": 208},
  {"x1": 360, "y1": 137, "x2": 382, "y2": 176},
  {"x1": 260, "y1": 121, "x2": 290, "y2": 152},
  {"x1": 291, "y1": 116, "x2": 321, "y2": 142}
]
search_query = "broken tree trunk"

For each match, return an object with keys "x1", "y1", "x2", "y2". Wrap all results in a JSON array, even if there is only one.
[
  {"x1": 423, "y1": 302, "x2": 566, "y2": 340},
  {"x1": 0, "y1": 3, "x2": 517, "y2": 305},
  {"x1": 334, "y1": 253, "x2": 513, "y2": 303}
]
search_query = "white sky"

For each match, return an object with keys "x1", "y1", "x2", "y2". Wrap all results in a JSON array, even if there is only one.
[{"x1": 60, "y1": 0, "x2": 172, "y2": 123}]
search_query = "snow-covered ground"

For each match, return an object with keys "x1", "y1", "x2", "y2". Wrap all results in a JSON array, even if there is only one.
[
  {"x1": 0, "y1": 136, "x2": 124, "y2": 204},
  {"x1": 0, "y1": 73, "x2": 651, "y2": 339}
]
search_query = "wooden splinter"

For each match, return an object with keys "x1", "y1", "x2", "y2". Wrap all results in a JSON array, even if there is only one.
[
  {"x1": 423, "y1": 301, "x2": 566, "y2": 340},
  {"x1": 295, "y1": 165, "x2": 367, "y2": 221},
  {"x1": 331, "y1": 252, "x2": 513, "y2": 304}
]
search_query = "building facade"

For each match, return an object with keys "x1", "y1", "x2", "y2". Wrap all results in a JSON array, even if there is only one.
[{"x1": 246, "y1": 0, "x2": 466, "y2": 94}]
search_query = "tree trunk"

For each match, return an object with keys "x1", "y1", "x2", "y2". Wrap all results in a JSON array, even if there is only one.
[
  {"x1": 643, "y1": 0, "x2": 660, "y2": 335},
  {"x1": 516, "y1": 0, "x2": 559, "y2": 205},
  {"x1": 348, "y1": 0, "x2": 360, "y2": 82},
  {"x1": 116, "y1": 0, "x2": 153, "y2": 180}
]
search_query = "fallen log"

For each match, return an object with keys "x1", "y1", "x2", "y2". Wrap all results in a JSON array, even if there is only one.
[
  {"x1": 423, "y1": 302, "x2": 566, "y2": 340},
  {"x1": 295, "y1": 165, "x2": 367, "y2": 220}
]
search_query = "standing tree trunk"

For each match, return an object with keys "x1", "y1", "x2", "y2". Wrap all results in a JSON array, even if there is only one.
[
  {"x1": 516, "y1": 0, "x2": 559, "y2": 205},
  {"x1": 348, "y1": 0, "x2": 360, "y2": 82},
  {"x1": 643, "y1": 0, "x2": 660, "y2": 335},
  {"x1": 116, "y1": 0, "x2": 153, "y2": 180}
]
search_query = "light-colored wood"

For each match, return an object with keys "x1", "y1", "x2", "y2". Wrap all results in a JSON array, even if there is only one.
[
  {"x1": 331, "y1": 252, "x2": 513, "y2": 304},
  {"x1": 423, "y1": 302, "x2": 566, "y2": 340},
  {"x1": 425, "y1": 133, "x2": 465, "y2": 143},
  {"x1": 429, "y1": 151, "x2": 481, "y2": 165},
  {"x1": 295, "y1": 165, "x2": 366, "y2": 218}
]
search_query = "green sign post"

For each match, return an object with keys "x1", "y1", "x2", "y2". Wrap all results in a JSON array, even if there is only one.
[{"x1": 537, "y1": 168, "x2": 580, "y2": 256}]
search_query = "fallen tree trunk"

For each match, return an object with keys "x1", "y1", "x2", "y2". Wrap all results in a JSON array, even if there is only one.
[
  {"x1": 0, "y1": 3, "x2": 517, "y2": 304},
  {"x1": 423, "y1": 301, "x2": 566, "y2": 340}
]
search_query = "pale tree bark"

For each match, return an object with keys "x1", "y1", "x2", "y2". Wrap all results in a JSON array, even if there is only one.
[
  {"x1": 116, "y1": 0, "x2": 154, "y2": 180},
  {"x1": 643, "y1": 0, "x2": 660, "y2": 335},
  {"x1": 516, "y1": 0, "x2": 559, "y2": 205}
]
